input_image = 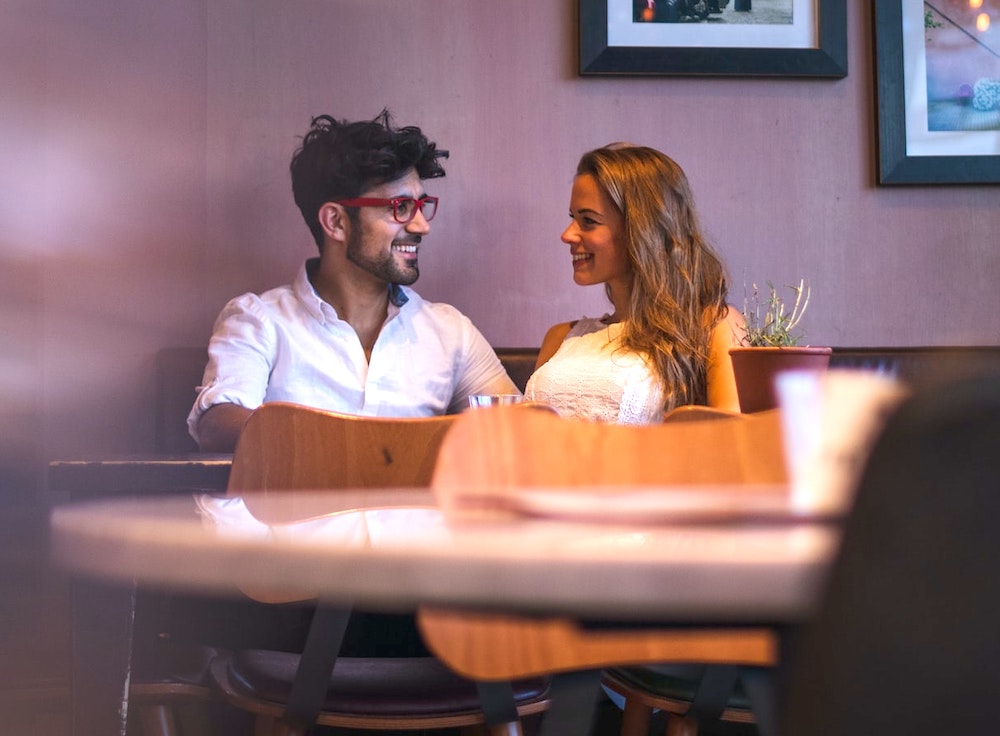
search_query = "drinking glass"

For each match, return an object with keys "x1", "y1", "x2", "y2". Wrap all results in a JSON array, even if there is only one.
[{"x1": 467, "y1": 394, "x2": 523, "y2": 409}]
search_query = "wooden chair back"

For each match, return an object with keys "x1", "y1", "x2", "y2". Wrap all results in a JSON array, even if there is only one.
[
  {"x1": 430, "y1": 405, "x2": 786, "y2": 516},
  {"x1": 225, "y1": 402, "x2": 454, "y2": 603},
  {"x1": 227, "y1": 401, "x2": 455, "y2": 493},
  {"x1": 661, "y1": 405, "x2": 743, "y2": 422}
]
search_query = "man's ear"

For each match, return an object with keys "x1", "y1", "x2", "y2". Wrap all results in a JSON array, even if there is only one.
[{"x1": 319, "y1": 202, "x2": 349, "y2": 245}]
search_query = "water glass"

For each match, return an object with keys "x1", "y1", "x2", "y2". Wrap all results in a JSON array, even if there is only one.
[{"x1": 467, "y1": 394, "x2": 523, "y2": 409}]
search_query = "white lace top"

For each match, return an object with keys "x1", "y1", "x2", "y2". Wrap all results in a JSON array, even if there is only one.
[{"x1": 524, "y1": 317, "x2": 664, "y2": 424}]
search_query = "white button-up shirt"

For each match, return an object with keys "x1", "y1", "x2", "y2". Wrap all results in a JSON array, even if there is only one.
[{"x1": 187, "y1": 260, "x2": 515, "y2": 443}]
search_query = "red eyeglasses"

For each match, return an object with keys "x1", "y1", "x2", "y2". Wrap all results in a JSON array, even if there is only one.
[{"x1": 334, "y1": 195, "x2": 439, "y2": 224}]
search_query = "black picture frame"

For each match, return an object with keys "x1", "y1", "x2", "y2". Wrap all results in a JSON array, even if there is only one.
[
  {"x1": 874, "y1": 0, "x2": 1000, "y2": 185},
  {"x1": 580, "y1": 0, "x2": 847, "y2": 77}
]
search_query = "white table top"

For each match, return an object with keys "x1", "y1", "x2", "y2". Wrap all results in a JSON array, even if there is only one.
[{"x1": 50, "y1": 487, "x2": 840, "y2": 623}]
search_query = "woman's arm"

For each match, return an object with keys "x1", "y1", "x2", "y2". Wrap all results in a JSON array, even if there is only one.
[{"x1": 705, "y1": 306, "x2": 745, "y2": 412}]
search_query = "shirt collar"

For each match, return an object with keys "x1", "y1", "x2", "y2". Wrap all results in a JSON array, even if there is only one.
[
  {"x1": 298, "y1": 257, "x2": 410, "y2": 320},
  {"x1": 295, "y1": 258, "x2": 326, "y2": 322}
]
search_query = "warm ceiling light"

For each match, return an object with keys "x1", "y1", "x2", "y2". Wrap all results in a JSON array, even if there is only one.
[
  {"x1": 970, "y1": 0, "x2": 983, "y2": 9},
  {"x1": 977, "y1": 12, "x2": 990, "y2": 31}
]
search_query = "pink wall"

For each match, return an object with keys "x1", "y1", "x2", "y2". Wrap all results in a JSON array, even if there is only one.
[{"x1": 3, "y1": 1, "x2": 1000, "y2": 498}]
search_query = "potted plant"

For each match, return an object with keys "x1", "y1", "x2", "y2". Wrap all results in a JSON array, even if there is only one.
[{"x1": 729, "y1": 279, "x2": 832, "y2": 413}]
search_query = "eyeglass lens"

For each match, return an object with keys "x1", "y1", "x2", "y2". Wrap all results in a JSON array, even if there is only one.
[{"x1": 395, "y1": 197, "x2": 437, "y2": 223}]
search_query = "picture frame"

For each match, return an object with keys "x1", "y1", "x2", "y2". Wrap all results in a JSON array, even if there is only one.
[
  {"x1": 579, "y1": 0, "x2": 847, "y2": 77},
  {"x1": 874, "y1": 0, "x2": 1000, "y2": 185}
]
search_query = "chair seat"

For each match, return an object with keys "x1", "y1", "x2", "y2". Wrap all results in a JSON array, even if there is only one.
[
  {"x1": 212, "y1": 650, "x2": 549, "y2": 717},
  {"x1": 603, "y1": 666, "x2": 755, "y2": 723},
  {"x1": 604, "y1": 666, "x2": 752, "y2": 710}
]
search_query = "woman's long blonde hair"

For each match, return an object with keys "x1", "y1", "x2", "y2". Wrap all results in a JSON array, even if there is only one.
[{"x1": 576, "y1": 145, "x2": 729, "y2": 409}]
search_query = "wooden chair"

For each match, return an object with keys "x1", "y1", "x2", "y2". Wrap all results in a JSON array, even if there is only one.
[
  {"x1": 432, "y1": 403, "x2": 786, "y2": 517},
  {"x1": 226, "y1": 401, "x2": 455, "y2": 494},
  {"x1": 420, "y1": 405, "x2": 787, "y2": 736},
  {"x1": 206, "y1": 402, "x2": 549, "y2": 736},
  {"x1": 661, "y1": 405, "x2": 743, "y2": 423}
]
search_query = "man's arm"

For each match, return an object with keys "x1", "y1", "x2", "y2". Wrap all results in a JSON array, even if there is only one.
[
  {"x1": 188, "y1": 293, "x2": 274, "y2": 451},
  {"x1": 475, "y1": 371, "x2": 520, "y2": 397},
  {"x1": 196, "y1": 402, "x2": 253, "y2": 453},
  {"x1": 448, "y1": 320, "x2": 522, "y2": 413}
]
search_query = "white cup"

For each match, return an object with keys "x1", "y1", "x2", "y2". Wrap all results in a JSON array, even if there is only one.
[
  {"x1": 467, "y1": 394, "x2": 523, "y2": 409},
  {"x1": 775, "y1": 369, "x2": 908, "y2": 515}
]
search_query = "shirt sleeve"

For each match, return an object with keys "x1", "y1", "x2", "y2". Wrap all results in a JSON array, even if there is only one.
[
  {"x1": 186, "y1": 294, "x2": 276, "y2": 442},
  {"x1": 447, "y1": 316, "x2": 520, "y2": 413}
]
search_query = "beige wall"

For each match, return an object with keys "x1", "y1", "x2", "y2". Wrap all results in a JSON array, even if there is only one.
[{"x1": 3, "y1": 1, "x2": 1000, "y2": 497}]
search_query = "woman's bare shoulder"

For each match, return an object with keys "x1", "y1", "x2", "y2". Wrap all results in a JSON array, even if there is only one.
[{"x1": 535, "y1": 321, "x2": 576, "y2": 369}]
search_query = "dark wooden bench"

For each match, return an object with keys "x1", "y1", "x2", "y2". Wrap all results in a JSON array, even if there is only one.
[{"x1": 828, "y1": 346, "x2": 1000, "y2": 389}]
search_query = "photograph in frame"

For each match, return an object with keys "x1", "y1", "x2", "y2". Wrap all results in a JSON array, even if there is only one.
[
  {"x1": 874, "y1": 0, "x2": 1000, "y2": 184},
  {"x1": 580, "y1": 0, "x2": 847, "y2": 77}
]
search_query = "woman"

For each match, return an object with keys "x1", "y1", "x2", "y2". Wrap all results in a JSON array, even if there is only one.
[{"x1": 524, "y1": 145, "x2": 743, "y2": 422}]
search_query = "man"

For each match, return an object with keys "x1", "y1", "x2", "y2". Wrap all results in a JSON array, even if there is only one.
[{"x1": 188, "y1": 110, "x2": 518, "y2": 452}]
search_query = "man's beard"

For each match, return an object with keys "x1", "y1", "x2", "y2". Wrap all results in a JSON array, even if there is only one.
[{"x1": 345, "y1": 228, "x2": 420, "y2": 285}]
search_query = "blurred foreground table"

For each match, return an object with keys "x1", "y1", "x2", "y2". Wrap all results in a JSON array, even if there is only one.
[
  {"x1": 53, "y1": 487, "x2": 838, "y2": 621},
  {"x1": 51, "y1": 486, "x2": 841, "y2": 734}
]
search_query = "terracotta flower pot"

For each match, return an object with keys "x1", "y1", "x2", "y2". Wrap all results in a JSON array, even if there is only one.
[{"x1": 729, "y1": 346, "x2": 833, "y2": 413}]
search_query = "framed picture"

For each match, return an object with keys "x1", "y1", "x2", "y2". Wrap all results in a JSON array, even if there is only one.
[
  {"x1": 579, "y1": 0, "x2": 847, "y2": 77},
  {"x1": 874, "y1": 0, "x2": 1000, "y2": 185}
]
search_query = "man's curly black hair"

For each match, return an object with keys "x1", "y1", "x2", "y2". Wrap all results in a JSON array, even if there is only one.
[{"x1": 290, "y1": 109, "x2": 449, "y2": 247}]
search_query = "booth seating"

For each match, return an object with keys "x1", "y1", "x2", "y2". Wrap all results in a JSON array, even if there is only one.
[{"x1": 156, "y1": 344, "x2": 1000, "y2": 454}]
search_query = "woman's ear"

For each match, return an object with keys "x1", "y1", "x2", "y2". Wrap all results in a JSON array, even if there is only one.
[{"x1": 319, "y1": 202, "x2": 349, "y2": 245}]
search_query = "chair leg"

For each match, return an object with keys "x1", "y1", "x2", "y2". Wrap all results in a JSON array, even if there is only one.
[
  {"x1": 254, "y1": 715, "x2": 274, "y2": 736},
  {"x1": 621, "y1": 698, "x2": 654, "y2": 736},
  {"x1": 135, "y1": 704, "x2": 179, "y2": 736},
  {"x1": 487, "y1": 722, "x2": 524, "y2": 736},
  {"x1": 176, "y1": 703, "x2": 213, "y2": 736},
  {"x1": 255, "y1": 714, "x2": 307, "y2": 736},
  {"x1": 537, "y1": 670, "x2": 603, "y2": 736},
  {"x1": 272, "y1": 722, "x2": 308, "y2": 736},
  {"x1": 740, "y1": 666, "x2": 778, "y2": 736},
  {"x1": 665, "y1": 714, "x2": 699, "y2": 736}
]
